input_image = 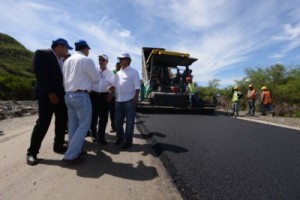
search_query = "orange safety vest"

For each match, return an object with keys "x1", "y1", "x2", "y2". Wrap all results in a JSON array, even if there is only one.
[
  {"x1": 261, "y1": 91, "x2": 272, "y2": 104},
  {"x1": 247, "y1": 90, "x2": 256, "y2": 100}
]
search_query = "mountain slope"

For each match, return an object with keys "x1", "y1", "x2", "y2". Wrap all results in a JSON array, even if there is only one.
[
  {"x1": 0, "y1": 33, "x2": 35, "y2": 100},
  {"x1": 0, "y1": 33, "x2": 34, "y2": 77}
]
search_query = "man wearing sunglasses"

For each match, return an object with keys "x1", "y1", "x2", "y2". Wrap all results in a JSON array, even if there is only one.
[{"x1": 90, "y1": 54, "x2": 114, "y2": 144}]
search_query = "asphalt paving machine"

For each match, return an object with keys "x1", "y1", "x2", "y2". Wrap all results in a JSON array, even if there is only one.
[{"x1": 137, "y1": 47, "x2": 216, "y2": 114}]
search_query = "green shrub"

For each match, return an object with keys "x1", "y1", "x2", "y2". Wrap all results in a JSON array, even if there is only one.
[{"x1": 0, "y1": 75, "x2": 34, "y2": 100}]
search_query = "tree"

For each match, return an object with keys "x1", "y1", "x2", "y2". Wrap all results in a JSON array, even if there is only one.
[
  {"x1": 218, "y1": 64, "x2": 300, "y2": 115},
  {"x1": 208, "y1": 79, "x2": 220, "y2": 89}
]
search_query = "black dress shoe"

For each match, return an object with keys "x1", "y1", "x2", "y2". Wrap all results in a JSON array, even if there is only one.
[
  {"x1": 109, "y1": 128, "x2": 116, "y2": 132},
  {"x1": 90, "y1": 131, "x2": 97, "y2": 142},
  {"x1": 80, "y1": 150, "x2": 87, "y2": 156},
  {"x1": 91, "y1": 136, "x2": 97, "y2": 143},
  {"x1": 122, "y1": 142, "x2": 132, "y2": 149},
  {"x1": 99, "y1": 138, "x2": 108, "y2": 145},
  {"x1": 27, "y1": 155, "x2": 38, "y2": 165},
  {"x1": 53, "y1": 146, "x2": 67, "y2": 154},
  {"x1": 114, "y1": 138, "x2": 123, "y2": 145}
]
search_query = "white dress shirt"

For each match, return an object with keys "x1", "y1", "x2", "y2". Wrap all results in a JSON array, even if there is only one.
[
  {"x1": 63, "y1": 51, "x2": 100, "y2": 92},
  {"x1": 91, "y1": 68, "x2": 114, "y2": 92},
  {"x1": 114, "y1": 66, "x2": 140, "y2": 102}
]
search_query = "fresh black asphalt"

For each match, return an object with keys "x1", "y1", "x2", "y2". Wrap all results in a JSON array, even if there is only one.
[{"x1": 136, "y1": 113, "x2": 300, "y2": 200}]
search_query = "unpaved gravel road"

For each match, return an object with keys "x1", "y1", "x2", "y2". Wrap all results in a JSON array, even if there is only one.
[{"x1": 0, "y1": 115, "x2": 182, "y2": 200}]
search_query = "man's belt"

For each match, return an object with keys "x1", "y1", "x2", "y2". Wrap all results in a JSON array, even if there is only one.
[
  {"x1": 74, "y1": 89, "x2": 89, "y2": 93},
  {"x1": 90, "y1": 91, "x2": 109, "y2": 95}
]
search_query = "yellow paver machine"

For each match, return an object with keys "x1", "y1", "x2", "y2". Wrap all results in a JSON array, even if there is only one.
[{"x1": 137, "y1": 47, "x2": 216, "y2": 114}]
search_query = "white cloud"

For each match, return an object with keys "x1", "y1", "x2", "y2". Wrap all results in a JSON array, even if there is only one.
[
  {"x1": 118, "y1": 29, "x2": 131, "y2": 38},
  {"x1": 270, "y1": 24, "x2": 300, "y2": 58},
  {"x1": 271, "y1": 24, "x2": 300, "y2": 41},
  {"x1": 270, "y1": 53, "x2": 286, "y2": 59},
  {"x1": 134, "y1": 0, "x2": 231, "y2": 30},
  {"x1": 0, "y1": 1, "x2": 75, "y2": 50},
  {"x1": 133, "y1": 0, "x2": 284, "y2": 83},
  {"x1": 24, "y1": 2, "x2": 54, "y2": 11},
  {"x1": 1, "y1": 0, "x2": 300, "y2": 85}
]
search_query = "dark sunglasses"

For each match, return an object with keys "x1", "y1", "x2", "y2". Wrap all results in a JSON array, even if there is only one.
[
  {"x1": 99, "y1": 59, "x2": 106, "y2": 62},
  {"x1": 119, "y1": 58, "x2": 128, "y2": 61}
]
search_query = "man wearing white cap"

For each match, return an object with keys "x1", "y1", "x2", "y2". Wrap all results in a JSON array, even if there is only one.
[
  {"x1": 90, "y1": 54, "x2": 114, "y2": 145},
  {"x1": 62, "y1": 40, "x2": 100, "y2": 164},
  {"x1": 112, "y1": 52, "x2": 140, "y2": 149}
]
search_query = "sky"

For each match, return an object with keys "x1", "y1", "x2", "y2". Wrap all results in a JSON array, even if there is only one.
[{"x1": 1, "y1": 0, "x2": 300, "y2": 88}]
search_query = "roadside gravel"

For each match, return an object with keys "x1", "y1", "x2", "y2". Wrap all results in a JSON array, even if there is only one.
[
  {"x1": 0, "y1": 101, "x2": 299, "y2": 130},
  {"x1": 0, "y1": 100, "x2": 38, "y2": 120}
]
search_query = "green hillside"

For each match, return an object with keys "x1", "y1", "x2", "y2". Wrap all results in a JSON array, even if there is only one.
[{"x1": 0, "y1": 33, "x2": 35, "y2": 100}]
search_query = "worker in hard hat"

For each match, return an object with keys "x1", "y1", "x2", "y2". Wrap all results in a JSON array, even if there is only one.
[
  {"x1": 246, "y1": 84, "x2": 258, "y2": 116},
  {"x1": 260, "y1": 86, "x2": 275, "y2": 116},
  {"x1": 231, "y1": 86, "x2": 243, "y2": 118},
  {"x1": 186, "y1": 76, "x2": 202, "y2": 107}
]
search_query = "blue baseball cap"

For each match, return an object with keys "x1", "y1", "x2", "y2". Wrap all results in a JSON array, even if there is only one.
[
  {"x1": 52, "y1": 38, "x2": 73, "y2": 50},
  {"x1": 75, "y1": 40, "x2": 91, "y2": 50}
]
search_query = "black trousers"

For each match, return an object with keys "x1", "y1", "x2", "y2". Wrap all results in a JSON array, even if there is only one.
[
  {"x1": 108, "y1": 97, "x2": 116, "y2": 129},
  {"x1": 27, "y1": 96, "x2": 67, "y2": 156},
  {"x1": 90, "y1": 92, "x2": 109, "y2": 140}
]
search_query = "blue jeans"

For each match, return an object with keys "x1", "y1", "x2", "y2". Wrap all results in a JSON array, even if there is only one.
[
  {"x1": 191, "y1": 93, "x2": 202, "y2": 107},
  {"x1": 247, "y1": 99, "x2": 256, "y2": 115},
  {"x1": 115, "y1": 99, "x2": 136, "y2": 143},
  {"x1": 231, "y1": 101, "x2": 240, "y2": 116},
  {"x1": 64, "y1": 92, "x2": 92, "y2": 160},
  {"x1": 261, "y1": 103, "x2": 273, "y2": 115}
]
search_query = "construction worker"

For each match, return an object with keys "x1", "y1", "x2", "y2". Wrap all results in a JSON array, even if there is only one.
[
  {"x1": 231, "y1": 86, "x2": 243, "y2": 118},
  {"x1": 260, "y1": 86, "x2": 275, "y2": 116},
  {"x1": 246, "y1": 84, "x2": 258, "y2": 116},
  {"x1": 186, "y1": 76, "x2": 202, "y2": 107}
]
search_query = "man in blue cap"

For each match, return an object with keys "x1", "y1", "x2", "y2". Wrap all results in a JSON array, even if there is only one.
[
  {"x1": 62, "y1": 40, "x2": 100, "y2": 164},
  {"x1": 27, "y1": 38, "x2": 73, "y2": 165}
]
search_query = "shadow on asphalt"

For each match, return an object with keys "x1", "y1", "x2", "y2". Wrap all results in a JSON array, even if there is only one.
[{"x1": 136, "y1": 115, "x2": 189, "y2": 157}]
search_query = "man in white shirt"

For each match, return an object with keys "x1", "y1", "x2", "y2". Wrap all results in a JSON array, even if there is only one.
[
  {"x1": 113, "y1": 52, "x2": 140, "y2": 149},
  {"x1": 90, "y1": 54, "x2": 114, "y2": 145},
  {"x1": 62, "y1": 40, "x2": 100, "y2": 164}
]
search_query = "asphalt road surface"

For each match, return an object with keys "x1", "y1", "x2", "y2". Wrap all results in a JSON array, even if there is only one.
[{"x1": 136, "y1": 113, "x2": 300, "y2": 200}]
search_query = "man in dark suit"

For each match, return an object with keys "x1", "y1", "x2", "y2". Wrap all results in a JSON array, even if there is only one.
[{"x1": 26, "y1": 38, "x2": 73, "y2": 165}]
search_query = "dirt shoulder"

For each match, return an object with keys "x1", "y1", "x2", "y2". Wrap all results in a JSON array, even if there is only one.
[
  {"x1": 217, "y1": 109, "x2": 300, "y2": 130},
  {"x1": 0, "y1": 115, "x2": 182, "y2": 200}
]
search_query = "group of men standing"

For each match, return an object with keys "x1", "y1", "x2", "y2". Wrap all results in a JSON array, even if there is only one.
[
  {"x1": 26, "y1": 38, "x2": 140, "y2": 165},
  {"x1": 230, "y1": 84, "x2": 274, "y2": 117}
]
